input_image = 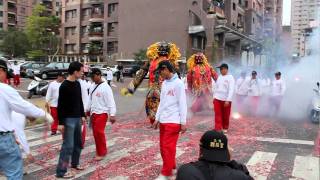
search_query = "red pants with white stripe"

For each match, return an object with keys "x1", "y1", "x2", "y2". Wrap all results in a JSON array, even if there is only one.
[
  {"x1": 214, "y1": 99, "x2": 232, "y2": 131},
  {"x1": 91, "y1": 113, "x2": 108, "y2": 156},
  {"x1": 13, "y1": 74, "x2": 20, "y2": 86},
  {"x1": 50, "y1": 107, "x2": 59, "y2": 133},
  {"x1": 160, "y1": 123, "x2": 181, "y2": 176}
]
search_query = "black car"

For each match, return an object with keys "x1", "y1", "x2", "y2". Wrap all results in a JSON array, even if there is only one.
[
  {"x1": 34, "y1": 62, "x2": 70, "y2": 79},
  {"x1": 21, "y1": 62, "x2": 47, "y2": 77},
  {"x1": 122, "y1": 65, "x2": 140, "y2": 77}
]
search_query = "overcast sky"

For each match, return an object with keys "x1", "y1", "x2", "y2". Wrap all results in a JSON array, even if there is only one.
[{"x1": 282, "y1": 0, "x2": 291, "y2": 25}]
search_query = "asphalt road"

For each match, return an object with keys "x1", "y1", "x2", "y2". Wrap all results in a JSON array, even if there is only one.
[{"x1": 3, "y1": 77, "x2": 319, "y2": 180}]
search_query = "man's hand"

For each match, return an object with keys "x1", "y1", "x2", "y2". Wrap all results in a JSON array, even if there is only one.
[
  {"x1": 152, "y1": 121, "x2": 160, "y2": 130},
  {"x1": 224, "y1": 101, "x2": 230, "y2": 107},
  {"x1": 82, "y1": 117, "x2": 87, "y2": 124},
  {"x1": 180, "y1": 125, "x2": 187, "y2": 134},
  {"x1": 109, "y1": 116, "x2": 116, "y2": 124},
  {"x1": 58, "y1": 125, "x2": 64, "y2": 134}
]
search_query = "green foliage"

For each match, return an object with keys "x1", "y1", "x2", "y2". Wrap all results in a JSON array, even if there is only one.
[
  {"x1": 25, "y1": 4, "x2": 60, "y2": 60},
  {"x1": 133, "y1": 49, "x2": 147, "y2": 61},
  {"x1": 26, "y1": 50, "x2": 46, "y2": 61},
  {"x1": 0, "y1": 29, "x2": 30, "y2": 57}
]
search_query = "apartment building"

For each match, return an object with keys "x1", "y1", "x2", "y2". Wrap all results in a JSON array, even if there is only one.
[
  {"x1": 291, "y1": 0, "x2": 320, "y2": 56},
  {"x1": 59, "y1": 0, "x2": 118, "y2": 62},
  {"x1": 0, "y1": 0, "x2": 60, "y2": 30},
  {"x1": 264, "y1": 0, "x2": 283, "y2": 43}
]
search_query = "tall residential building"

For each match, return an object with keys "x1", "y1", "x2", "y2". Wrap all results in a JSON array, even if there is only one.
[
  {"x1": 0, "y1": 0, "x2": 60, "y2": 30},
  {"x1": 291, "y1": 0, "x2": 320, "y2": 56},
  {"x1": 60, "y1": 0, "x2": 118, "y2": 62},
  {"x1": 264, "y1": 0, "x2": 283, "y2": 43}
]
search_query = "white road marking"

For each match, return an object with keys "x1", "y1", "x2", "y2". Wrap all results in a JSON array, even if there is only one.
[
  {"x1": 237, "y1": 136, "x2": 314, "y2": 146},
  {"x1": 246, "y1": 151, "x2": 277, "y2": 180},
  {"x1": 29, "y1": 134, "x2": 62, "y2": 147},
  {"x1": 289, "y1": 156, "x2": 320, "y2": 180},
  {"x1": 16, "y1": 90, "x2": 29, "y2": 93}
]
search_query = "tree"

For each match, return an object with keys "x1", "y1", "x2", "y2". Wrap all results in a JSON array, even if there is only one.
[
  {"x1": 0, "y1": 29, "x2": 30, "y2": 58},
  {"x1": 133, "y1": 49, "x2": 147, "y2": 65},
  {"x1": 25, "y1": 4, "x2": 60, "y2": 60}
]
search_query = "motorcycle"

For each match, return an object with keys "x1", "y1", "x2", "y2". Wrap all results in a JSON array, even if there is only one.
[
  {"x1": 310, "y1": 82, "x2": 320, "y2": 123},
  {"x1": 27, "y1": 76, "x2": 49, "y2": 99}
]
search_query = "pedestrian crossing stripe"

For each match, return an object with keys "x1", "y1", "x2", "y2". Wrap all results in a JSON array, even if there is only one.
[
  {"x1": 246, "y1": 151, "x2": 277, "y2": 180},
  {"x1": 289, "y1": 156, "x2": 319, "y2": 180}
]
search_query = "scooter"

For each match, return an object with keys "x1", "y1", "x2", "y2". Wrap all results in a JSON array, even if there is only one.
[
  {"x1": 27, "y1": 76, "x2": 49, "y2": 99},
  {"x1": 310, "y1": 82, "x2": 320, "y2": 123}
]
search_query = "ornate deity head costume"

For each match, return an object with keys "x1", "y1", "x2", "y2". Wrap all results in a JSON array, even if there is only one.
[
  {"x1": 187, "y1": 53, "x2": 217, "y2": 96},
  {"x1": 146, "y1": 41, "x2": 181, "y2": 87}
]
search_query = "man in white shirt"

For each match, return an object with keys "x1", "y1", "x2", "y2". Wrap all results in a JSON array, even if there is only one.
[
  {"x1": 87, "y1": 68, "x2": 116, "y2": 161},
  {"x1": 153, "y1": 61, "x2": 187, "y2": 180},
  {"x1": 11, "y1": 61, "x2": 21, "y2": 87},
  {"x1": 214, "y1": 63, "x2": 235, "y2": 133},
  {"x1": 46, "y1": 72, "x2": 64, "y2": 135},
  {"x1": 269, "y1": 72, "x2": 286, "y2": 116},
  {"x1": 106, "y1": 67, "x2": 113, "y2": 86},
  {"x1": 235, "y1": 71, "x2": 248, "y2": 113},
  {"x1": 0, "y1": 60, "x2": 53, "y2": 180},
  {"x1": 247, "y1": 71, "x2": 261, "y2": 116},
  {"x1": 78, "y1": 74, "x2": 91, "y2": 113}
]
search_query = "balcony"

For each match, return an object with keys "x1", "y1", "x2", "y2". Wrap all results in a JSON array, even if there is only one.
[
  {"x1": 8, "y1": 0, "x2": 17, "y2": 3},
  {"x1": 88, "y1": 42, "x2": 103, "y2": 55},
  {"x1": 208, "y1": 6, "x2": 225, "y2": 19},
  {"x1": 88, "y1": 31, "x2": 103, "y2": 41},
  {"x1": 89, "y1": 13, "x2": 104, "y2": 22},
  {"x1": 8, "y1": 18, "x2": 16, "y2": 25},
  {"x1": 8, "y1": 7, "x2": 17, "y2": 14}
]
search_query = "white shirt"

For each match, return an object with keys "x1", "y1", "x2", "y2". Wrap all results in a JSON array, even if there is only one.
[
  {"x1": 155, "y1": 74, "x2": 187, "y2": 125},
  {"x1": 235, "y1": 77, "x2": 249, "y2": 96},
  {"x1": 0, "y1": 83, "x2": 45, "y2": 132},
  {"x1": 106, "y1": 70, "x2": 113, "y2": 81},
  {"x1": 270, "y1": 79, "x2": 286, "y2": 96},
  {"x1": 79, "y1": 79, "x2": 91, "y2": 112},
  {"x1": 248, "y1": 78, "x2": 261, "y2": 97},
  {"x1": 87, "y1": 81, "x2": 116, "y2": 116},
  {"x1": 11, "y1": 64, "x2": 20, "y2": 75},
  {"x1": 214, "y1": 74, "x2": 235, "y2": 102},
  {"x1": 45, "y1": 80, "x2": 62, "y2": 107}
]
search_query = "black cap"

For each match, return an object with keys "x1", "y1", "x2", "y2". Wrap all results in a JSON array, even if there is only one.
[
  {"x1": 89, "y1": 68, "x2": 102, "y2": 77},
  {"x1": 216, "y1": 63, "x2": 228, "y2": 69},
  {"x1": 199, "y1": 130, "x2": 230, "y2": 162},
  {"x1": 275, "y1": 71, "x2": 281, "y2": 76},
  {"x1": 0, "y1": 60, "x2": 8, "y2": 73},
  {"x1": 155, "y1": 60, "x2": 175, "y2": 73},
  {"x1": 252, "y1": 70, "x2": 257, "y2": 75}
]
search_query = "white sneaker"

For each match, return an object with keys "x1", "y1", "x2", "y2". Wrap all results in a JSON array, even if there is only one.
[
  {"x1": 155, "y1": 174, "x2": 169, "y2": 180},
  {"x1": 223, "y1": 129, "x2": 228, "y2": 134},
  {"x1": 172, "y1": 169, "x2": 177, "y2": 175}
]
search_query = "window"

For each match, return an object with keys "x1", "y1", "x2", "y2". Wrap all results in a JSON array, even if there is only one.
[
  {"x1": 65, "y1": 27, "x2": 76, "y2": 37},
  {"x1": 0, "y1": 11, "x2": 2, "y2": 17},
  {"x1": 0, "y1": 23, "x2": 3, "y2": 29},
  {"x1": 0, "y1": 0, "x2": 2, "y2": 5},
  {"x1": 245, "y1": 0, "x2": 248, "y2": 7},
  {"x1": 65, "y1": 44, "x2": 76, "y2": 53},
  {"x1": 233, "y1": 3, "x2": 236, "y2": 10},
  {"x1": 238, "y1": 0, "x2": 242, "y2": 5},
  {"x1": 253, "y1": 2, "x2": 255, "y2": 9},
  {"x1": 82, "y1": 8, "x2": 91, "y2": 17},
  {"x1": 81, "y1": 26, "x2": 89, "y2": 36},
  {"x1": 107, "y1": 41, "x2": 118, "y2": 53},
  {"x1": 253, "y1": 17, "x2": 255, "y2": 23},
  {"x1": 107, "y1": 23, "x2": 117, "y2": 36},
  {"x1": 20, "y1": 7, "x2": 26, "y2": 14},
  {"x1": 108, "y1": 3, "x2": 118, "y2": 17},
  {"x1": 56, "y1": 63, "x2": 64, "y2": 69}
]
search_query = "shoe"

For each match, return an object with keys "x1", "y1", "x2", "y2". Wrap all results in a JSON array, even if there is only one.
[
  {"x1": 155, "y1": 174, "x2": 169, "y2": 180},
  {"x1": 172, "y1": 169, "x2": 177, "y2": 175},
  {"x1": 222, "y1": 129, "x2": 228, "y2": 134}
]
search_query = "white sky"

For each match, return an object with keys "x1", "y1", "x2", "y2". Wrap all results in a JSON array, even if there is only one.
[{"x1": 282, "y1": 0, "x2": 291, "y2": 25}]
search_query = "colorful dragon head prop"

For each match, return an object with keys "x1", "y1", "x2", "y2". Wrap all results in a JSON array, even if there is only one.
[
  {"x1": 146, "y1": 41, "x2": 181, "y2": 65},
  {"x1": 187, "y1": 53, "x2": 210, "y2": 71}
]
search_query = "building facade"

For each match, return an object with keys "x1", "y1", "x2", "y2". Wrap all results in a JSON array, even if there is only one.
[
  {"x1": 59, "y1": 0, "x2": 118, "y2": 62},
  {"x1": 291, "y1": 0, "x2": 320, "y2": 57},
  {"x1": 0, "y1": 0, "x2": 60, "y2": 30}
]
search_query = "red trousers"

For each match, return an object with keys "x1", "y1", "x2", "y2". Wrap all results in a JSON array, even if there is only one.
[
  {"x1": 249, "y1": 96, "x2": 260, "y2": 115},
  {"x1": 50, "y1": 107, "x2": 59, "y2": 133},
  {"x1": 13, "y1": 74, "x2": 20, "y2": 86},
  {"x1": 160, "y1": 123, "x2": 181, "y2": 176},
  {"x1": 214, "y1": 99, "x2": 232, "y2": 131},
  {"x1": 91, "y1": 113, "x2": 108, "y2": 156}
]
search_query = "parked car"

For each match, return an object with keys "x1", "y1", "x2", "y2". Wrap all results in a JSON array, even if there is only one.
[
  {"x1": 34, "y1": 62, "x2": 70, "y2": 79},
  {"x1": 21, "y1": 62, "x2": 47, "y2": 77},
  {"x1": 123, "y1": 65, "x2": 140, "y2": 77}
]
